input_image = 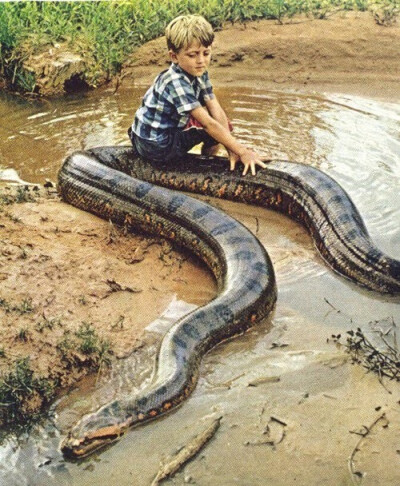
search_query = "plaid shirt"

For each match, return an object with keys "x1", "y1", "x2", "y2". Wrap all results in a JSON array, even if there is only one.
[{"x1": 132, "y1": 63, "x2": 215, "y2": 143}]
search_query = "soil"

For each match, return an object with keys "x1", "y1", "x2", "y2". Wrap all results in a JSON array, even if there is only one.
[
  {"x1": 1, "y1": 11, "x2": 399, "y2": 418},
  {"x1": 121, "y1": 11, "x2": 400, "y2": 100},
  {"x1": 0, "y1": 185, "x2": 216, "y2": 414}
]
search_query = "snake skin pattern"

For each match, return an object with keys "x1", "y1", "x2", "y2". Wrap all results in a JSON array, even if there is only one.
[{"x1": 58, "y1": 147, "x2": 400, "y2": 457}]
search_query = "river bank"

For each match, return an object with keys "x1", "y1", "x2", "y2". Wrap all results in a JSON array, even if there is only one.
[{"x1": 121, "y1": 11, "x2": 400, "y2": 100}]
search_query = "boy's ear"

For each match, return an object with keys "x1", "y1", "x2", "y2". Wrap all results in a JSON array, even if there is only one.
[{"x1": 169, "y1": 49, "x2": 178, "y2": 63}]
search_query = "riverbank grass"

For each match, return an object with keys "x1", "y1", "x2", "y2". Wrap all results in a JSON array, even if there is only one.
[{"x1": 1, "y1": 0, "x2": 397, "y2": 94}]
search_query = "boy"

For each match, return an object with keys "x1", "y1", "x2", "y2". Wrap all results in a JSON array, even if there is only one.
[{"x1": 130, "y1": 14, "x2": 267, "y2": 176}]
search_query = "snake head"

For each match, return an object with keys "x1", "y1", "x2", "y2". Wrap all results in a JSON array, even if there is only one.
[
  {"x1": 61, "y1": 423, "x2": 129, "y2": 458},
  {"x1": 61, "y1": 400, "x2": 134, "y2": 459}
]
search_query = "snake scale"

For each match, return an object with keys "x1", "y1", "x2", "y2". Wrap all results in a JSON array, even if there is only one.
[{"x1": 58, "y1": 146, "x2": 400, "y2": 458}]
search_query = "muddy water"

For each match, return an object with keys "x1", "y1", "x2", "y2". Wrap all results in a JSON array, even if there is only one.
[{"x1": 1, "y1": 85, "x2": 400, "y2": 486}]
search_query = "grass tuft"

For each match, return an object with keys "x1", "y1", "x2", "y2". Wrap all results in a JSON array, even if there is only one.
[
  {"x1": 0, "y1": 357, "x2": 54, "y2": 424},
  {"x1": 1, "y1": 0, "x2": 395, "y2": 93}
]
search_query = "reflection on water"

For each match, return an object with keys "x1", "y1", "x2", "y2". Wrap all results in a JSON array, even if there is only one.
[
  {"x1": 1, "y1": 85, "x2": 400, "y2": 485},
  {"x1": 2, "y1": 86, "x2": 400, "y2": 253},
  {"x1": 0, "y1": 89, "x2": 140, "y2": 181}
]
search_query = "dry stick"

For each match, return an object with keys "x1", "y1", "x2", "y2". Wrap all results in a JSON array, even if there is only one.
[
  {"x1": 151, "y1": 416, "x2": 222, "y2": 486},
  {"x1": 205, "y1": 372, "x2": 245, "y2": 389},
  {"x1": 347, "y1": 412, "x2": 388, "y2": 485},
  {"x1": 254, "y1": 216, "x2": 259, "y2": 235}
]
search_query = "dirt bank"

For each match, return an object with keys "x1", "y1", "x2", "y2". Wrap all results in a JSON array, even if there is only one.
[
  {"x1": 122, "y1": 11, "x2": 400, "y2": 99},
  {"x1": 0, "y1": 185, "x2": 216, "y2": 421},
  {"x1": 1, "y1": 11, "x2": 399, "y2": 433}
]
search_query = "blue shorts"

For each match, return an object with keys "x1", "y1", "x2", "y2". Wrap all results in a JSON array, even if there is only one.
[{"x1": 128, "y1": 127, "x2": 217, "y2": 163}]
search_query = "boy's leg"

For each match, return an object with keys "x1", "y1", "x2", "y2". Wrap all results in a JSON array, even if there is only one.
[
  {"x1": 178, "y1": 126, "x2": 218, "y2": 155},
  {"x1": 182, "y1": 116, "x2": 220, "y2": 156},
  {"x1": 128, "y1": 124, "x2": 213, "y2": 162},
  {"x1": 201, "y1": 137, "x2": 220, "y2": 156},
  {"x1": 127, "y1": 127, "x2": 139, "y2": 155},
  {"x1": 182, "y1": 115, "x2": 233, "y2": 157},
  {"x1": 127, "y1": 116, "x2": 233, "y2": 162},
  {"x1": 171, "y1": 115, "x2": 233, "y2": 159}
]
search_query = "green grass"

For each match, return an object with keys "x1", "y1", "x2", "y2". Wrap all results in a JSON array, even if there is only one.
[
  {"x1": 0, "y1": 320, "x2": 112, "y2": 428},
  {"x1": 0, "y1": 357, "x2": 54, "y2": 424},
  {"x1": 0, "y1": 187, "x2": 36, "y2": 207},
  {"x1": 57, "y1": 322, "x2": 112, "y2": 369},
  {"x1": 2, "y1": 0, "x2": 393, "y2": 93},
  {"x1": 0, "y1": 296, "x2": 34, "y2": 315}
]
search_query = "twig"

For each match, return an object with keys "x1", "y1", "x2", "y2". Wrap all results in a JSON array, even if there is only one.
[
  {"x1": 204, "y1": 372, "x2": 245, "y2": 390},
  {"x1": 102, "y1": 279, "x2": 142, "y2": 298},
  {"x1": 254, "y1": 217, "x2": 259, "y2": 235},
  {"x1": 348, "y1": 412, "x2": 388, "y2": 485},
  {"x1": 247, "y1": 376, "x2": 281, "y2": 387},
  {"x1": 338, "y1": 328, "x2": 400, "y2": 382},
  {"x1": 151, "y1": 416, "x2": 222, "y2": 485},
  {"x1": 324, "y1": 297, "x2": 339, "y2": 311},
  {"x1": 245, "y1": 415, "x2": 287, "y2": 447}
]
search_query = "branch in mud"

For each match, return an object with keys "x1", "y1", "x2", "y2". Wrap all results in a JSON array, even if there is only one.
[
  {"x1": 102, "y1": 279, "x2": 142, "y2": 298},
  {"x1": 329, "y1": 318, "x2": 400, "y2": 382},
  {"x1": 151, "y1": 416, "x2": 222, "y2": 485},
  {"x1": 348, "y1": 412, "x2": 389, "y2": 485},
  {"x1": 244, "y1": 415, "x2": 287, "y2": 448}
]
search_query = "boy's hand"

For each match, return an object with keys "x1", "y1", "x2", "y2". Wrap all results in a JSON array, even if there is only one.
[
  {"x1": 228, "y1": 149, "x2": 240, "y2": 171},
  {"x1": 230, "y1": 148, "x2": 267, "y2": 176}
]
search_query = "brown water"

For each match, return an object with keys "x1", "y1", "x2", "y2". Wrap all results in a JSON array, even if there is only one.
[{"x1": 0, "y1": 85, "x2": 400, "y2": 486}]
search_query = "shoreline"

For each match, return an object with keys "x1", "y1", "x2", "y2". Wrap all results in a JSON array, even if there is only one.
[{"x1": 121, "y1": 12, "x2": 400, "y2": 101}]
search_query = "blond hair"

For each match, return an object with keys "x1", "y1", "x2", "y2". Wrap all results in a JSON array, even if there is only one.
[{"x1": 165, "y1": 15, "x2": 214, "y2": 52}]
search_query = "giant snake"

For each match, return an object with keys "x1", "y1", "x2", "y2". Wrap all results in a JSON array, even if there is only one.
[{"x1": 58, "y1": 146, "x2": 400, "y2": 457}]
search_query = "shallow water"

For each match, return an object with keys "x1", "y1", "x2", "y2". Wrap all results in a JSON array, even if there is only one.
[{"x1": 1, "y1": 85, "x2": 400, "y2": 485}]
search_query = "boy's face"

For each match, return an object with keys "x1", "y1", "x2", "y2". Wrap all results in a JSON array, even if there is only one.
[{"x1": 169, "y1": 41, "x2": 212, "y2": 77}]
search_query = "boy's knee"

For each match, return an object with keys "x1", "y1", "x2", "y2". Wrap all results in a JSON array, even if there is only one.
[{"x1": 201, "y1": 143, "x2": 220, "y2": 156}]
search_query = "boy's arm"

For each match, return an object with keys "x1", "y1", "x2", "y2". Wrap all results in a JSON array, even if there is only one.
[
  {"x1": 190, "y1": 104, "x2": 267, "y2": 176},
  {"x1": 204, "y1": 97, "x2": 230, "y2": 131},
  {"x1": 204, "y1": 97, "x2": 240, "y2": 171}
]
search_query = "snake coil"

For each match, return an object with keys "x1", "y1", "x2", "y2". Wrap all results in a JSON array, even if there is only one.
[{"x1": 58, "y1": 147, "x2": 399, "y2": 457}]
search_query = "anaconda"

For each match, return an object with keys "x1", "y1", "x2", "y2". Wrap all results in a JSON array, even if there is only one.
[{"x1": 58, "y1": 147, "x2": 400, "y2": 458}]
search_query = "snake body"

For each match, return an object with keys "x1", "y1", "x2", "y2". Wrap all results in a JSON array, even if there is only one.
[{"x1": 58, "y1": 147, "x2": 400, "y2": 457}]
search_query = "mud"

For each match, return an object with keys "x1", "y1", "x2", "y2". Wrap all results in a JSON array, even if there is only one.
[{"x1": 122, "y1": 11, "x2": 400, "y2": 100}]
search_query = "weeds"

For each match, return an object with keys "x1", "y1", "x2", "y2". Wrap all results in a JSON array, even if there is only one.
[
  {"x1": 56, "y1": 334, "x2": 74, "y2": 360},
  {"x1": 0, "y1": 357, "x2": 54, "y2": 424},
  {"x1": 331, "y1": 319, "x2": 400, "y2": 381},
  {"x1": 368, "y1": 0, "x2": 400, "y2": 25},
  {"x1": 0, "y1": 187, "x2": 37, "y2": 223},
  {"x1": 35, "y1": 314, "x2": 62, "y2": 332},
  {"x1": 0, "y1": 296, "x2": 34, "y2": 315},
  {"x1": 15, "y1": 186, "x2": 34, "y2": 203},
  {"x1": 0, "y1": 194, "x2": 14, "y2": 207},
  {"x1": 78, "y1": 295, "x2": 87, "y2": 305},
  {"x1": 16, "y1": 327, "x2": 29, "y2": 342},
  {"x1": 75, "y1": 321, "x2": 99, "y2": 354},
  {"x1": 58, "y1": 322, "x2": 112, "y2": 370},
  {"x1": 2, "y1": 0, "x2": 394, "y2": 93},
  {"x1": 19, "y1": 297, "x2": 34, "y2": 314},
  {"x1": 0, "y1": 187, "x2": 35, "y2": 206}
]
